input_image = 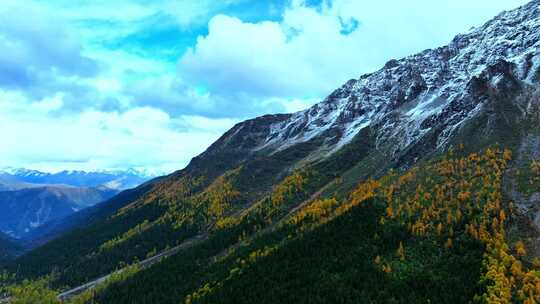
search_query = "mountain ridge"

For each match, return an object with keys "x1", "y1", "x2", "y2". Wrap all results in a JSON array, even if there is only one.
[
  {"x1": 211, "y1": 0, "x2": 539, "y2": 169},
  {"x1": 6, "y1": 1, "x2": 540, "y2": 303},
  {"x1": 0, "y1": 168, "x2": 156, "y2": 191}
]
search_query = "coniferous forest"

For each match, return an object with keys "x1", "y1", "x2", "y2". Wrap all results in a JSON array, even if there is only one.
[{"x1": 4, "y1": 147, "x2": 540, "y2": 303}]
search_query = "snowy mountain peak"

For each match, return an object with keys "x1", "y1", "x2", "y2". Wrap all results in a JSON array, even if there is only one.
[
  {"x1": 239, "y1": 1, "x2": 540, "y2": 160},
  {"x1": 0, "y1": 167, "x2": 48, "y2": 177},
  {"x1": 0, "y1": 168, "x2": 156, "y2": 190}
]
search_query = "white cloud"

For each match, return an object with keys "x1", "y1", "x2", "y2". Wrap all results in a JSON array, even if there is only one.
[
  {"x1": 90, "y1": 78, "x2": 122, "y2": 93},
  {"x1": 179, "y1": 0, "x2": 530, "y2": 100},
  {"x1": 261, "y1": 96, "x2": 320, "y2": 113},
  {"x1": 0, "y1": 0, "x2": 99, "y2": 99},
  {"x1": 0, "y1": 90, "x2": 238, "y2": 173},
  {"x1": 180, "y1": 14, "x2": 327, "y2": 98},
  {"x1": 164, "y1": 0, "x2": 246, "y2": 27}
]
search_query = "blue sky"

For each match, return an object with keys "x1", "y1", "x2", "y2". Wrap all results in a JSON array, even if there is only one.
[{"x1": 0, "y1": 0, "x2": 529, "y2": 173}]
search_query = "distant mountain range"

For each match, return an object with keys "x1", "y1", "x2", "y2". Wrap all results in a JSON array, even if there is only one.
[
  {"x1": 0, "y1": 186, "x2": 118, "y2": 239},
  {"x1": 0, "y1": 168, "x2": 156, "y2": 242},
  {"x1": 0, "y1": 168, "x2": 156, "y2": 191}
]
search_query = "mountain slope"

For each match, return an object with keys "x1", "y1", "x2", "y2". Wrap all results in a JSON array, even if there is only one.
[
  {"x1": 172, "y1": 149, "x2": 516, "y2": 304},
  {"x1": 0, "y1": 232, "x2": 22, "y2": 263},
  {"x1": 70, "y1": 148, "x2": 530, "y2": 303},
  {"x1": 9, "y1": 1, "x2": 540, "y2": 302},
  {"x1": 245, "y1": 1, "x2": 540, "y2": 163}
]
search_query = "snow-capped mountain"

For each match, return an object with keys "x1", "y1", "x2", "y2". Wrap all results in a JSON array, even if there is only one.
[
  {"x1": 208, "y1": 0, "x2": 540, "y2": 169},
  {"x1": 0, "y1": 168, "x2": 155, "y2": 191}
]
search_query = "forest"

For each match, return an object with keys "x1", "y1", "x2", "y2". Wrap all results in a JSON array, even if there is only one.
[{"x1": 4, "y1": 147, "x2": 538, "y2": 303}]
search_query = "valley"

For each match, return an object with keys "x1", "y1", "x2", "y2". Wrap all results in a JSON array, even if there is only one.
[{"x1": 0, "y1": 169, "x2": 154, "y2": 254}]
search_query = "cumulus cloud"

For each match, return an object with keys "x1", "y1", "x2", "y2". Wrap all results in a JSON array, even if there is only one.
[
  {"x1": 124, "y1": 74, "x2": 301, "y2": 118},
  {"x1": 0, "y1": 0, "x2": 247, "y2": 172},
  {"x1": 179, "y1": 0, "x2": 529, "y2": 100},
  {"x1": 0, "y1": 90, "x2": 237, "y2": 173},
  {"x1": 0, "y1": 2, "x2": 99, "y2": 92},
  {"x1": 180, "y1": 13, "x2": 333, "y2": 98}
]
